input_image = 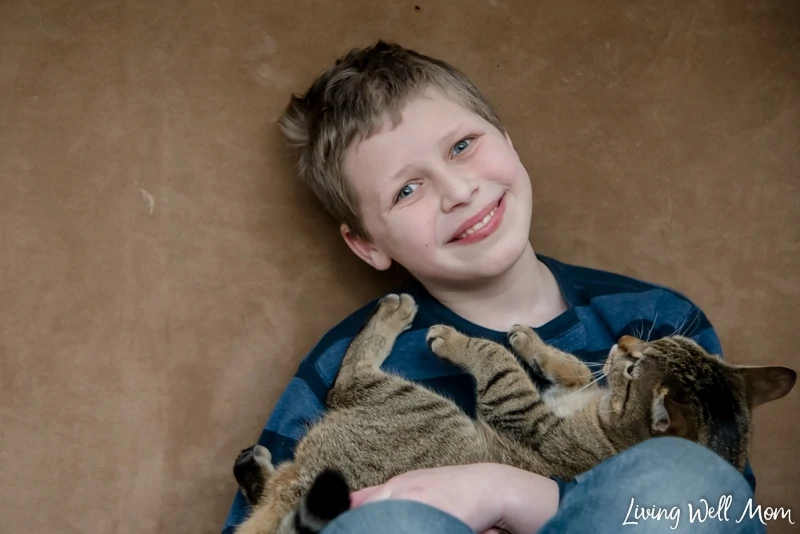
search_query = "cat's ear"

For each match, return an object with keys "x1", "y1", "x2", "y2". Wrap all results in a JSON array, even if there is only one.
[
  {"x1": 651, "y1": 387, "x2": 696, "y2": 439},
  {"x1": 737, "y1": 365, "x2": 796, "y2": 408}
]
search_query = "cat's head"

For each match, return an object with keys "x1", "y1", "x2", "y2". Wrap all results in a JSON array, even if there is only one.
[{"x1": 601, "y1": 335, "x2": 795, "y2": 470}]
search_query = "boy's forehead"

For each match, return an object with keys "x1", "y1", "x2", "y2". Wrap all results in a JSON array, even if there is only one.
[
  {"x1": 351, "y1": 88, "x2": 478, "y2": 156},
  {"x1": 399, "y1": 87, "x2": 477, "y2": 122}
]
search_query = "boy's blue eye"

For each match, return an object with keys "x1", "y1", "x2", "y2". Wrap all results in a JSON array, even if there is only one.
[
  {"x1": 452, "y1": 138, "x2": 472, "y2": 155},
  {"x1": 396, "y1": 183, "x2": 419, "y2": 201}
]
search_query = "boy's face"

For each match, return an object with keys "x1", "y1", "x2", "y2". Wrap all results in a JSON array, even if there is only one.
[{"x1": 341, "y1": 87, "x2": 534, "y2": 287}]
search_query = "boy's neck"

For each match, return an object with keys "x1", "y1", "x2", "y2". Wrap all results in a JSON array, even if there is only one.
[{"x1": 423, "y1": 245, "x2": 569, "y2": 332}]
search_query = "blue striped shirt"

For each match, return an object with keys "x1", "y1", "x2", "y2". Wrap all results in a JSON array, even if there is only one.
[{"x1": 221, "y1": 255, "x2": 755, "y2": 532}]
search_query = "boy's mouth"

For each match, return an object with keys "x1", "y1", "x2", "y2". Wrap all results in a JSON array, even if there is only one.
[{"x1": 448, "y1": 194, "x2": 506, "y2": 244}]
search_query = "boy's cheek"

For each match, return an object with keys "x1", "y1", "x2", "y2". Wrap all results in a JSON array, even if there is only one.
[{"x1": 477, "y1": 153, "x2": 527, "y2": 187}]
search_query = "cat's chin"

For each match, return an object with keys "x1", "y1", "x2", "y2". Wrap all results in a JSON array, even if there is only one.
[
  {"x1": 601, "y1": 371, "x2": 619, "y2": 390},
  {"x1": 596, "y1": 387, "x2": 618, "y2": 416}
]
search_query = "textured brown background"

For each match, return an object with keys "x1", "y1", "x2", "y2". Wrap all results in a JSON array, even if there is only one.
[{"x1": 1, "y1": 0, "x2": 798, "y2": 532}]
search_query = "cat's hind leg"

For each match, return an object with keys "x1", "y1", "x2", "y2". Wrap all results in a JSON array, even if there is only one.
[
  {"x1": 234, "y1": 462, "x2": 305, "y2": 534},
  {"x1": 233, "y1": 445, "x2": 276, "y2": 506},
  {"x1": 233, "y1": 453, "x2": 349, "y2": 534},
  {"x1": 508, "y1": 325, "x2": 597, "y2": 391}
]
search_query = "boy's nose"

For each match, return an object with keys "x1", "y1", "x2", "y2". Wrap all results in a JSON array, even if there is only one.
[{"x1": 439, "y1": 175, "x2": 478, "y2": 212}]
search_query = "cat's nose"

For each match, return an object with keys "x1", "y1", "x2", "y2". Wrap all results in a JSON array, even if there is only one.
[{"x1": 618, "y1": 335, "x2": 641, "y2": 352}]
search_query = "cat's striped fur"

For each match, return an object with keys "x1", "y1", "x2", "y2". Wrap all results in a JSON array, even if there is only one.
[{"x1": 232, "y1": 293, "x2": 795, "y2": 534}]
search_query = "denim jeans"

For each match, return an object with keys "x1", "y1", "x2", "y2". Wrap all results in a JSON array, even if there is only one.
[{"x1": 320, "y1": 437, "x2": 767, "y2": 533}]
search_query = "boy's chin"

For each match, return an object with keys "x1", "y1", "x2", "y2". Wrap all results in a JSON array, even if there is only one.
[
  {"x1": 429, "y1": 246, "x2": 532, "y2": 284},
  {"x1": 465, "y1": 255, "x2": 525, "y2": 279}
]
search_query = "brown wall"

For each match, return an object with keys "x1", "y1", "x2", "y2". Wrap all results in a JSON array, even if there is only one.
[{"x1": 1, "y1": 1, "x2": 797, "y2": 532}]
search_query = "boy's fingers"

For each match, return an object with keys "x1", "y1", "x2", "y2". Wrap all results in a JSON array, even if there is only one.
[
  {"x1": 348, "y1": 488, "x2": 372, "y2": 508},
  {"x1": 350, "y1": 486, "x2": 392, "y2": 508},
  {"x1": 350, "y1": 486, "x2": 393, "y2": 507}
]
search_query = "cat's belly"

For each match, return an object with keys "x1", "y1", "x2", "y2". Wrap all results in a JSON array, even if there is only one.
[{"x1": 292, "y1": 403, "x2": 487, "y2": 489}]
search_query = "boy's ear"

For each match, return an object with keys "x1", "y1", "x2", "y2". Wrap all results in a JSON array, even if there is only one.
[
  {"x1": 340, "y1": 223, "x2": 392, "y2": 271},
  {"x1": 504, "y1": 131, "x2": 514, "y2": 149}
]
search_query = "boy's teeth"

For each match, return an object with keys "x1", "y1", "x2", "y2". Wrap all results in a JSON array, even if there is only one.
[{"x1": 457, "y1": 205, "x2": 498, "y2": 239}]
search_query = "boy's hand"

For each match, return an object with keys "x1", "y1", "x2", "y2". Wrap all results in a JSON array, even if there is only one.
[{"x1": 350, "y1": 464, "x2": 559, "y2": 534}]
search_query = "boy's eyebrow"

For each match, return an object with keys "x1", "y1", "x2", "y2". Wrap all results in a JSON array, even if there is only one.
[
  {"x1": 438, "y1": 123, "x2": 465, "y2": 152},
  {"x1": 385, "y1": 123, "x2": 466, "y2": 183},
  {"x1": 387, "y1": 163, "x2": 414, "y2": 183}
]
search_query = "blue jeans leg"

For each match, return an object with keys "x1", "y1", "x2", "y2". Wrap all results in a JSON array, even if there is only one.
[
  {"x1": 320, "y1": 499, "x2": 474, "y2": 534},
  {"x1": 321, "y1": 437, "x2": 767, "y2": 534},
  {"x1": 541, "y1": 436, "x2": 766, "y2": 533}
]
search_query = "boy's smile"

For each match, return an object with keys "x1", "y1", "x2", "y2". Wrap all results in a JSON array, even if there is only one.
[
  {"x1": 447, "y1": 193, "x2": 506, "y2": 244},
  {"x1": 341, "y1": 87, "x2": 534, "y2": 287}
]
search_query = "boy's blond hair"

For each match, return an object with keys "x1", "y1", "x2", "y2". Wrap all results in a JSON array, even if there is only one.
[{"x1": 278, "y1": 40, "x2": 505, "y2": 240}]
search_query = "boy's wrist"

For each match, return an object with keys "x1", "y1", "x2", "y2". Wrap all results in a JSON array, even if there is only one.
[{"x1": 493, "y1": 464, "x2": 559, "y2": 533}]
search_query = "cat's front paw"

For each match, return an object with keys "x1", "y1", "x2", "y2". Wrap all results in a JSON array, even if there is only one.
[
  {"x1": 372, "y1": 293, "x2": 418, "y2": 333},
  {"x1": 233, "y1": 445, "x2": 274, "y2": 505},
  {"x1": 509, "y1": 324, "x2": 546, "y2": 356},
  {"x1": 426, "y1": 325, "x2": 470, "y2": 363},
  {"x1": 510, "y1": 333, "x2": 593, "y2": 389}
]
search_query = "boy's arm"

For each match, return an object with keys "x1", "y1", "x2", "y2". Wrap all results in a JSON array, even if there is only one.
[{"x1": 681, "y1": 303, "x2": 757, "y2": 493}]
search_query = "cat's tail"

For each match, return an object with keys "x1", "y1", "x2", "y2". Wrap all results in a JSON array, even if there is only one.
[{"x1": 289, "y1": 468, "x2": 351, "y2": 533}]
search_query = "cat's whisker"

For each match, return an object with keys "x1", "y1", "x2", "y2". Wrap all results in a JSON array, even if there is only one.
[
  {"x1": 646, "y1": 311, "x2": 658, "y2": 342},
  {"x1": 669, "y1": 313, "x2": 689, "y2": 338},
  {"x1": 666, "y1": 321, "x2": 678, "y2": 338},
  {"x1": 686, "y1": 311, "x2": 701, "y2": 337},
  {"x1": 633, "y1": 316, "x2": 644, "y2": 340},
  {"x1": 555, "y1": 369, "x2": 606, "y2": 380},
  {"x1": 675, "y1": 311, "x2": 700, "y2": 338},
  {"x1": 536, "y1": 353, "x2": 605, "y2": 368},
  {"x1": 565, "y1": 374, "x2": 605, "y2": 396},
  {"x1": 542, "y1": 352, "x2": 597, "y2": 363},
  {"x1": 575, "y1": 362, "x2": 606, "y2": 368}
]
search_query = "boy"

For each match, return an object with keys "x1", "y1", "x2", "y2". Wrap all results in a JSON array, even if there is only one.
[{"x1": 222, "y1": 41, "x2": 757, "y2": 533}]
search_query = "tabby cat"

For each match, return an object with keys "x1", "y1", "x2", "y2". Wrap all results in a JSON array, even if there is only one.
[{"x1": 232, "y1": 293, "x2": 795, "y2": 534}]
